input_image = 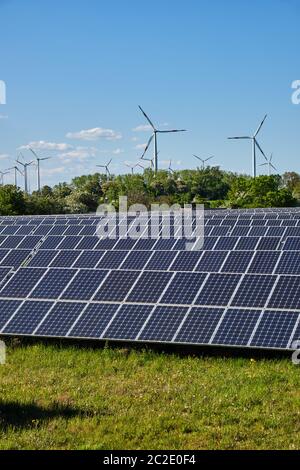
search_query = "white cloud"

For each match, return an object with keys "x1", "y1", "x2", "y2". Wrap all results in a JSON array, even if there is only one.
[
  {"x1": 112, "y1": 148, "x2": 124, "y2": 155},
  {"x1": 135, "y1": 143, "x2": 147, "y2": 150},
  {"x1": 40, "y1": 166, "x2": 65, "y2": 177},
  {"x1": 66, "y1": 127, "x2": 122, "y2": 141},
  {"x1": 58, "y1": 146, "x2": 98, "y2": 162},
  {"x1": 131, "y1": 136, "x2": 139, "y2": 142},
  {"x1": 132, "y1": 124, "x2": 152, "y2": 132},
  {"x1": 19, "y1": 141, "x2": 72, "y2": 151},
  {"x1": 0, "y1": 115, "x2": 8, "y2": 120},
  {"x1": 0, "y1": 153, "x2": 9, "y2": 160}
]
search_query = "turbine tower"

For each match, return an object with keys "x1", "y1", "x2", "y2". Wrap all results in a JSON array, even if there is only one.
[
  {"x1": 168, "y1": 159, "x2": 175, "y2": 175},
  {"x1": 259, "y1": 153, "x2": 277, "y2": 176},
  {"x1": 16, "y1": 154, "x2": 34, "y2": 194},
  {"x1": 29, "y1": 148, "x2": 51, "y2": 192},
  {"x1": 97, "y1": 159, "x2": 112, "y2": 178},
  {"x1": 138, "y1": 105, "x2": 186, "y2": 173},
  {"x1": 193, "y1": 155, "x2": 214, "y2": 170},
  {"x1": 228, "y1": 114, "x2": 268, "y2": 178},
  {"x1": 5, "y1": 165, "x2": 23, "y2": 187}
]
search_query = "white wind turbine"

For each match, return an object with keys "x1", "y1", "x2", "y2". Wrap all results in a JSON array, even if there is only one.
[
  {"x1": 5, "y1": 165, "x2": 23, "y2": 187},
  {"x1": 138, "y1": 105, "x2": 186, "y2": 172},
  {"x1": 228, "y1": 115, "x2": 268, "y2": 177},
  {"x1": 29, "y1": 148, "x2": 52, "y2": 192},
  {"x1": 125, "y1": 162, "x2": 145, "y2": 175},
  {"x1": 0, "y1": 170, "x2": 10, "y2": 186},
  {"x1": 193, "y1": 155, "x2": 214, "y2": 170},
  {"x1": 16, "y1": 153, "x2": 34, "y2": 194},
  {"x1": 97, "y1": 159, "x2": 112, "y2": 178},
  {"x1": 259, "y1": 153, "x2": 277, "y2": 176}
]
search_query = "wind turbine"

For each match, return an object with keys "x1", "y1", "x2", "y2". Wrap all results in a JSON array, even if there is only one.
[
  {"x1": 193, "y1": 155, "x2": 214, "y2": 170},
  {"x1": 29, "y1": 148, "x2": 52, "y2": 192},
  {"x1": 168, "y1": 159, "x2": 175, "y2": 175},
  {"x1": 138, "y1": 105, "x2": 186, "y2": 173},
  {"x1": 259, "y1": 153, "x2": 277, "y2": 176},
  {"x1": 97, "y1": 159, "x2": 112, "y2": 178},
  {"x1": 228, "y1": 115, "x2": 268, "y2": 177},
  {"x1": 5, "y1": 165, "x2": 23, "y2": 187},
  {"x1": 16, "y1": 154, "x2": 34, "y2": 194},
  {"x1": 0, "y1": 170, "x2": 10, "y2": 186}
]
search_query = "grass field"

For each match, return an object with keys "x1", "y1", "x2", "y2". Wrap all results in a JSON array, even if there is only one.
[{"x1": 0, "y1": 340, "x2": 299, "y2": 450}]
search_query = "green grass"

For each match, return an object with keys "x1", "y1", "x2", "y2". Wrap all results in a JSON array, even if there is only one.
[{"x1": 0, "y1": 341, "x2": 300, "y2": 450}]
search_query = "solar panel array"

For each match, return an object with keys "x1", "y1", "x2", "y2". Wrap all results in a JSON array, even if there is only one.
[{"x1": 0, "y1": 208, "x2": 300, "y2": 351}]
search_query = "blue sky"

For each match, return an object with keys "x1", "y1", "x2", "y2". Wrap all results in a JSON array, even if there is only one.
[{"x1": 0, "y1": 0, "x2": 299, "y2": 190}]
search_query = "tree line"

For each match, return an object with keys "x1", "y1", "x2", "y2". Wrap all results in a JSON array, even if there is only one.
[{"x1": 0, "y1": 167, "x2": 299, "y2": 215}]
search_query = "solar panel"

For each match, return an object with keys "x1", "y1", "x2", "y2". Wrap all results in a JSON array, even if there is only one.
[{"x1": 2, "y1": 209, "x2": 300, "y2": 352}]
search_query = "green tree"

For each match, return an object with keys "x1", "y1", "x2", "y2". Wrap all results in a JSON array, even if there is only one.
[{"x1": 0, "y1": 185, "x2": 26, "y2": 215}]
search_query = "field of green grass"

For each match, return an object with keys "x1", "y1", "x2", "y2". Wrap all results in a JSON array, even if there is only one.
[{"x1": 0, "y1": 340, "x2": 299, "y2": 450}]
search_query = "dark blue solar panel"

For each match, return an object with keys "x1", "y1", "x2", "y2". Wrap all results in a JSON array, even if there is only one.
[
  {"x1": 268, "y1": 276, "x2": 300, "y2": 310},
  {"x1": 127, "y1": 271, "x2": 173, "y2": 303},
  {"x1": 213, "y1": 309, "x2": 261, "y2": 346},
  {"x1": 170, "y1": 251, "x2": 202, "y2": 271},
  {"x1": 0, "y1": 226, "x2": 20, "y2": 235},
  {"x1": 0, "y1": 250, "x2": 31, "y2": 268},
  {"x1": 276, "y1": 252, "x2": 300, "y2": 275},
  {"x1": 195, "y1": 251, "x2": 228, "y2": 272},
  {"x1": 144, "y1": 251, "x2": 176, "y2": 270},
  {"x1": 161, "y1": 272, "x2": 206, "y2": 305},
  {"x1": 79, "y1": 226, "x2": 97, "y2": 236},
  {"x1": 75, "y1": 236, "x2": 99, "y2": 250},
  {"x1": 0, "y1": 267, "x2": 46, "y2": 297},
  {"x1": 256, "y1": 237, "x2": 280, "y2": 251},
  {"x1": 61, "y1": 269, "x2": 108, "y2": 300},
  {"x1": 266, "y1": 227, "x2": 285, "y2": 237},
  {"x1": 30, "y1": 268, "x2": 77, "y2": 299},
  {"x1": 35, "y1": 302, "x2": 84, "y2": 337},
  {"x1": 214, "y1": 237, "x2": 238, "y2": 250},
  {"x1": 120, "y1": 251, "x2": 153, "y2": 270},
  {"x1": 32, "y1": 225, "x2": 52, "y2": 236},
  {"x1": 48, "y1": 225, "x2": 68, "y2": 235},
  {"x1": 195, "y1": 273, "x2": 241, "y2": 306},
  {"x1": 133, "y1": 239, "x2": 157, "y2": 250},
  {"x1": 209, "y1": 226, "x2": 231, "y2": 237},
  {"x1": 17, "y1": 236, "x2": 41, "y2": 250},
  {"x1": 221, "y1": 251, "x2": 253, "y2": 274},
  {"x1": 94, "y1": 270, "x2": 140, "y2": 302},
  {"x1": 0, "y1": 249, "x2": 10, "y2": 263},
  {"x1": 40, "y1": 236, "x2": 64, "y2": 250},
  {"x1": 230, "y1": 226, "x2": 250, "y2": 237},
  {"x1": 50, "y1": 250, "x2": 81, "y2": 268},
  {"x1": 0, "y1": 236, "x2": 23, "y2": 249},
  {"x1": 247, "y1": 251, "x2": 279, "y2": 274},
  {"x1": 284, "y1": 237, "x2": 300, "y2": 251},
  {"x1": 284, "y1": 227, "x2": 300, "y2": 237},
  {"x1": 94, "y1": 238, "x2": 118, "y2": 250},
  {"x1": 103, "y1": 304, "x2": 153, "y2": 340},
  {"x1": 63, "y1": 225, "x2": 83, "y2": 235},
  {"x1": 57, "y1": 236, "x2": 82, "y2": 250},
  {"x1": 68, "y1": 303, "x2": 119, "y2": 338},
  {"x1": 248, "y1": 226, "x2": 268, "y2": 237},
  {"x1": 139, "y1": 306, "x2": 188, "y2": 342},
  {"x1": 96, "y1": 250, "x2": 128, "y2": 269},
  {"x1": 250, "y1": 311, "x2": 299, "y2": 349},
  {"x1": 28, "y1": 250, "x2": 58, "y2": 267},
  {"x1": 175, "y1": 307, "x2": 223, "y2": 344},
  {"x1": 234, "y1": 237, "x2": 259, "y2": 251},
  {"x1": 0, "y1": 299, "x2": 22, "y2": 330},
  {"x1": 231, "y1": 274, "x2": 276, "y2": 308},
  {"x1": 73, "y1": 251, "x2": 105, "y2": 268},
  {"x1": 16, "y1": 225, "x2": 35, "y2": 235},
  {"x1": 154, "y1": 238, "x2": 177, "y2": 250},
  {"x1": 114, "y1": 238, "x2": 137, "y2": 250},
  {"x1": 3, "y1": 300, "x2": 53, "y2": 334}
]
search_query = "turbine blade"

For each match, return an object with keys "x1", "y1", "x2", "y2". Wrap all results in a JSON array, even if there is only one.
[
  {"x1": 259, "y1": 163, "x2": 268, "y2": 167},
  {"x1": 40, "y1": 157, "x2": 52, "y2": 161},
  {"x1": 254, "y1": 114, "x2": 267, "y2": 137},
  {"x1": 255, "y1": 139, "x2": 267, "y2": 160},
  {"x1": 193, "y1": 155, "x2": 202, "y2": 162},
  {"x1": 157, "y1": 129, "x2": 186, "y2": 133},
  {"x1": 228, "y1": 136, "x2": 251, "y2": 140},
  {"x1": 141, "y1": 134, "x2": 154, "y2": 159},
  {"x1": 138, "y1": 105, "x2": 156, "y2": 130},
  {"x1": 270, "y1": 163, "x2": 277, "y2": 171},
  {"x1": 204, "y1": 156, "x2": 214, "y2": 162},
  {"x1": 29, "y1": 147, "x2": 39, "y2": 159}
]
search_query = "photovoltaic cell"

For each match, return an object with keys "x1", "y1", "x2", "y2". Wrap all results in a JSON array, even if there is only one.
[
  {"x1": 68, "y1": 303, "x2": 119, "y2": 338},
  {"x1": 195, "y1": 273, "x2": 241, "y2": 306},
  {"x1": 62, "y1": 269, "x2": 108, "y2": 300},
  {"x1": 27, "y1": 250, "x2": 58, "y2": 267},
  {"x1": 49, "y1": 250, "x2": 81, "y2": 267},
  {"x1": 3, "y1": 300, "x2": 53, "y2": 334},
  {"x1": 103, "y1": 304, "x2": 153, "y2": 340},
  {"x1": 175, "y1": 307, "x2": 223, "y2": 344},
  {"x1": 170, "y1": 251, "x2": 202, "y2": 271},
  {"x1": 247, "y1": 251, "x2": 280, "y2": 274},
  {"x1": 35, "y1": 302, "x2": 84, "y2": 337},
  {"x1": 161, "y1": 272, "x2": 206, "y2": 305},
  {"x1": 120, "y1": 251, "x2": 153, "y2": 270},
  {"x1": 0, "y1": 299, "x2": 22, "y2": 330},
  {"x1": 213, "y1": 309, "x2": 261, "y2": 346},
  {"x1": 221, "y1": 251, "x2": 253, "y2": 274},
  {"x1": 0, "y1": 268, "x2": 46, "y2": 298},
  {"x1": 127, "y1": 271, "x2": 173, "y2": 303},
  {"x1": 276, "y1": 252, "x2": 300, "y2": 275},
  {"x1": 145, "y1": 250, "x2": 177, "y2": 270},
  {"x1": 195, "y1": 251, "x2": 228, "y2": 272},
  {"x1": 250, "y1": 311, "x2": 299, "y2": 349},
  {"x1": 0, "y1": 250, "x2": 31, "y2": 268},
  {"x1": 94, "y1": 270, "x2": 140, "y2": 302},
  {"x1": 231, "y1": 274, "x2": 276, "y2": 308},
  {"x1": 30, "y1": 268, "x2": 77, "y2": 299},
  {"x1": 268, "y1": 276, "x2": 300, "y2": 310},
  {"x1": 139, "y1": 306, "x2": 188, "y2": 342},
  {"x1": 235, "y1": 237, "x2": 259, "y2": 251},
  {"x1": 57, "y1": 236, "x2": 82, "y2": 250}
]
